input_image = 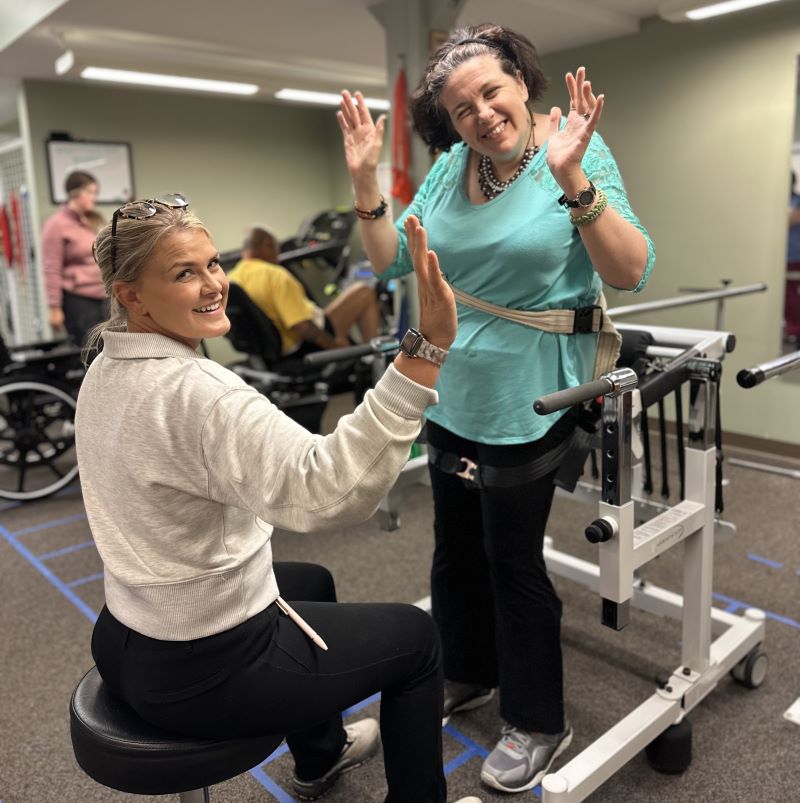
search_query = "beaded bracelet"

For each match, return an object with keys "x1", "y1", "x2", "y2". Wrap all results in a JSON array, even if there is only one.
[
  {"x1": 570, "y1": 188, "x2": 608, "y2": 227},
  {"x1": 354, "y1": 195, "x2": 388, "y2": 220}
]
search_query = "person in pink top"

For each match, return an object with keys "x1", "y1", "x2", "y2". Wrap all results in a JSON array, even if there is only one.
[{"x1": 42, "y1": 171, "x2": 107, "y2": 345}]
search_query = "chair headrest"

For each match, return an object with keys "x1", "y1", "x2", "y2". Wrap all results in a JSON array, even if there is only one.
[{"x1": 224, "y1": 283, "x2": 284, "y2": 366}]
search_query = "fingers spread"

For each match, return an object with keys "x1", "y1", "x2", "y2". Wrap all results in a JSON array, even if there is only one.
[
  {"x1": 407, "y1": 215, "x2": 434, "y2": 289},
  {"x1": 354, "y1": 91, "x2": 372, "y2": 125},
  {"x1": 549, "y1": 106, "x2": 562, "y2": 138},
  {"x1": 591, "y1": 94, "x2": 605, "y2": 126},
  {"x1": 340, "y1": 90, "x2": 360, "y2": 128},
  {"x1": 565, "y1": 72, "x2": 577, "y2": 109}
]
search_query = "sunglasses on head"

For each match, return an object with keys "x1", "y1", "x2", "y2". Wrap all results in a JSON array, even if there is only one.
[{"x1": 110, "y1": 193, "x2": 190, "y2": 274}]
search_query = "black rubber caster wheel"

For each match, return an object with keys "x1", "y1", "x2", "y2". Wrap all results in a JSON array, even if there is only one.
[
  {"x1": 731, "y1": 649, "x2": 768, "y2": 689},
  {"x1": 645, "y1": 718, "x2": 692, "y2": 774}
]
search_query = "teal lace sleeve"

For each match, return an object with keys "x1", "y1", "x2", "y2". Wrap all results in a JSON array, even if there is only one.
[
  {"x1": 382, "y1": 145, "x2": 465, "y2": 280},
  {"x1": 530, "y1": 132, "x2": 655, "y2": 293}
]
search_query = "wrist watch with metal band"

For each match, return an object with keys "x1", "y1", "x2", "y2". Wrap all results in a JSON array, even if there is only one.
[
  {"x1": 558, "y1": 180, "x2": 597, "y2": 209},
  {"x1": 399, "y1": 328, "x2": 448, "y2": 366}
]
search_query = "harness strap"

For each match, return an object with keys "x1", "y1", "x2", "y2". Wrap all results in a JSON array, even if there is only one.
[
  {"x1": 448, "y1": 284, "x2": 622, "y2": 380},
  {"x1": 428, "y1": 435, "x2": 574, "y2": 489}
]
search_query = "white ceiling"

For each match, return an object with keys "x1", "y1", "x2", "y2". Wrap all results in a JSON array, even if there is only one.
[{"x1": 0, "y1": 0, "x2": 669, "y2": 125}]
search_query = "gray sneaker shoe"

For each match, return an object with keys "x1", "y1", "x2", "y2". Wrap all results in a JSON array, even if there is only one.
[
  {"x1": 442, "y1": 681, "x2": 495, "y2": 726},
  {"x1": 292, "y1": 718, "x2": 380, "y2": 800},
  {"x1": 480, "y1": 723, "x2": 573, "y2": 792}
]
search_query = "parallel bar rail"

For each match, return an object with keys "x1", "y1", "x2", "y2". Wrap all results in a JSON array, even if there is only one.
[{"x1": 608, "y1": 283, "x2": 766, "y2": 318}]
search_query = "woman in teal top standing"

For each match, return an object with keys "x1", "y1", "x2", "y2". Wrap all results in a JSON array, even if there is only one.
[{"x1": 338, "y1": 23, "x2": 654, "y2": 794}]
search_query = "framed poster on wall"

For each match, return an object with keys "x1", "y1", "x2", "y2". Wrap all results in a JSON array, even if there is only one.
[{"x1": 45, "y1": 139, "x2": 134, "y2": 204}]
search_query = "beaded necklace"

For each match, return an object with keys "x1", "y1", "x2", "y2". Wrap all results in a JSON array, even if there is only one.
[{"x1": 477, "y1": 120, "x2": 538, "y2": 201}]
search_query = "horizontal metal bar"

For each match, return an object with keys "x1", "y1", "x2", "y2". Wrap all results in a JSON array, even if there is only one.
[
  {"x1": 646, "y1": 345, "x2": 682, "y2": 358},
  {"x1": 615, "y1": 323, "x2": 732, "y2": 355},
  {"x1": 632, "y1": 500, "x2": 705, "y2": 569},
  {"x1": 737, "y1": 349, "x2": 800, "y2": 387},
  {"x1": 727, "y1": 458, "x2": 800, "y2": 479},
  {"x1": 542, "y1": 694, "x2": 681, "y2": 802},
  {"x1": 608, "y1": 283, "x2": 766, "y2": 318}
]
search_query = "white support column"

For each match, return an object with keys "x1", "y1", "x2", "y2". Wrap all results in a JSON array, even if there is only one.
[{"x1": 681, "y1": 445, "x2": 715, "y2": 673}]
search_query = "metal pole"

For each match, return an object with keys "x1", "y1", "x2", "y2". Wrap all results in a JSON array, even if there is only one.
[
  {"x1": 607, "y1": 283, "x2": 766, "y2": 319},
  {"x1": 738, "y1": 349, "x2": 800, "y2": 386}
]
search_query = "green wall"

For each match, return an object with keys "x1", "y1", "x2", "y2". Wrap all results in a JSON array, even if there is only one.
[
  {"x1": 534, "y1": 5, "x2": 800, "y2": 444},
  {"x1": 23, "y1": 80, "x2": 342, "y2": 252}
]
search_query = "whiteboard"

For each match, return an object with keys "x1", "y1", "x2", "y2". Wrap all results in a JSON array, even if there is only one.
[{"x1": 46, "y1": 139, "x2": 134, "y2": 204}]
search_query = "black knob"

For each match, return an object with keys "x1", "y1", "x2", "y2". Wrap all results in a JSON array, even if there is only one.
[{"x1": 585, "y1": 518, "x2": 614, "y2": 543}]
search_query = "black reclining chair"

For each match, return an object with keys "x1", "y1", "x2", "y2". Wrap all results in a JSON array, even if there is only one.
[{"x1": 223, "y1": 283, "x2": 371, "y2": 432}]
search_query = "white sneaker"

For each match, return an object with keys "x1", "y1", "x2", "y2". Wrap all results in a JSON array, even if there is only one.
[
  {"x1": 292, "y1": 717, "x2": 380, "y2": 800},
  {"x1": 453, "y1": 798, "x2": 483, "y2": 803},
  {"x1": 481, "y1": 723, "x2": 572, "y2": 792}
]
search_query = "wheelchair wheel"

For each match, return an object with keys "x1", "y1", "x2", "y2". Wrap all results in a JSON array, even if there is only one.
[{"x1": 0, "y1": 378, "x2": 79, "y2": 501}]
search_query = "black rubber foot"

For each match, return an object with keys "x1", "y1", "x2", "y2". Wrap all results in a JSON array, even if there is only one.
[{"x1": 645, "y1": 718, "x2": 692, "y2": 774}]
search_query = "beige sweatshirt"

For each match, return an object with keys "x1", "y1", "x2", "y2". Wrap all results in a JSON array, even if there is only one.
[{"x1": 75, "y1": 330, "x2": 437, "y2": 640}]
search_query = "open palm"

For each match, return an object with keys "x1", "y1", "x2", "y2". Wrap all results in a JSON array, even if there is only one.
[
  {"x1": 337, "y1": 90, "x2": 386, "y2": 179},
  {"x1": 546, "y1": 66, "x2": 604, "y2": 183}
]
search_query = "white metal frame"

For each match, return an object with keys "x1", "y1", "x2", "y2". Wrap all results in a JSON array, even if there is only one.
[{"x1": 538, "y1": 326, "x2": 766, "y2": 802}]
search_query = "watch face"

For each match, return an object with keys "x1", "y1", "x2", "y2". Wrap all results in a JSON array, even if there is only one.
[
  {"x1": 400, "y1": 329, "x2": 422, "y2": 356},
  {"x1": 578, "y1": 188, "x2": 596, "y2": 207}
]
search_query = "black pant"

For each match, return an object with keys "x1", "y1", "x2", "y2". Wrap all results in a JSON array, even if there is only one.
[
  {"x1": 92, "y1": 562, "x2": 446, "y2": 803},
  {"x1": 62, "y1": 292, "x2": 107, "y2": 347},
  {"x1": 427, "y1": 414, "x2": 577, "y2": 735}
]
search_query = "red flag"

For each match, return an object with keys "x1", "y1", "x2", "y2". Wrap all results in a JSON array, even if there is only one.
[{"x1": 391, "y1": 68, "x2": 414, "y2": 205}]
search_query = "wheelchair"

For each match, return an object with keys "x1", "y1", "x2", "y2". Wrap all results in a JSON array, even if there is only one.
[{"x1": 0, "y1": 334, "x2": 85, "y2": 501}]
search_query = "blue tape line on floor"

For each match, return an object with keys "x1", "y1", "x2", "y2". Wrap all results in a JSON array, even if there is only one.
[
  {"x1": 0, "y1": 522, "x2": 97, "y2": 624},
  {"x1": 712, "y1": 592, "x2": 800, "y2": 630},
  {"x1": 11, "y1": 512, "x2": 87, "y2": 538},
  {"x1": 68, "y1": 572, "x2": 104, "y2": 588},
  {"x1": 443, "y1": 723, "x2": 490, "y2": 758},
  {"x1": 38, "y1": 539, "x2": 95, "y2": 561},
  {"x1": 747, "y1": 553, "x2": 784, "y2": 569},
  {"x1": 444, "y1": 745, "x2": 480, "y2": 773}
]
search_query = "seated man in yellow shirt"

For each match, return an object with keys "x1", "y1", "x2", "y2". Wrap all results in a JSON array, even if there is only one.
[{"x1": 228, "y1": 225, "x2": 380, "y2": 356}]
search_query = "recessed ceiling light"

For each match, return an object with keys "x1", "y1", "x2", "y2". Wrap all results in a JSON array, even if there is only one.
[
  {"x1": 275, "y1": 88, "x2": 390, "y2": 110},
  {"x1": 80, "y1": 67, "x2": 258, "y2": 95},
  {"x1": 659, "y1": 0, "x2": 784, "y2": 22}
]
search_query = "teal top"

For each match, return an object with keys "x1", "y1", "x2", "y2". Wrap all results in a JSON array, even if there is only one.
[{"x1": 384, "y1": 132, "x2": 655, "y2": 444}]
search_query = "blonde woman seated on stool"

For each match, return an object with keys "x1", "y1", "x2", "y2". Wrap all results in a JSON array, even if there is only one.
[
  {"x1": 228, "y1": 224, "x2": 381, "y2": 356},
  {"x1": 76, "y1": 194, "x2": 481, "y2": 803}
]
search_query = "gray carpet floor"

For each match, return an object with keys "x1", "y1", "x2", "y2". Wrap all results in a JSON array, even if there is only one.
[{"x1": 0, "y1": 395, "x2": 798, "y2": 802}]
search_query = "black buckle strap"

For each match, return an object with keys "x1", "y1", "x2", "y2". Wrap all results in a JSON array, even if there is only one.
[
  {"x1": 428, "y1": 437, "x2": 574, "y2": 490},
  {"x1": 433, "y1": 450, "x2": 482, "y2": 487},
  {"x1": 573, "y1": 305, "x2": 603, "y2": 334}
]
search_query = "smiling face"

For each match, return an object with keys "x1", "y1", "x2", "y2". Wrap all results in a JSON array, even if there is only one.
[
  {"x1": 116, "y1": 228, "x2": 230, "y2": 349},
  {"x1": 440, "y1": 54, "x2": 531, "y2": 165}
]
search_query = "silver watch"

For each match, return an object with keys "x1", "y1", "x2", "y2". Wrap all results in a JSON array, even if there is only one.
[{"x1": 399, "y1": 328, "x2": 448, "y2": 366}]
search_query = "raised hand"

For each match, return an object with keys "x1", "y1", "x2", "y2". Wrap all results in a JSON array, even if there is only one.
[
  {"x1": 337, "y1": 90, "x2": 386, "y2": 182},
  {"x1": 546, "y1": 66, "x2": 604, "y2": 186},
  {"x1": 405, "y1": 215, "x2": 456, "y2": 351}
]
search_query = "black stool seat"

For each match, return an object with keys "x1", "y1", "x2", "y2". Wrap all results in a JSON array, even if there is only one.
[{"x1": 70, "y1": 667, "x2": 283, "y2": 795}]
